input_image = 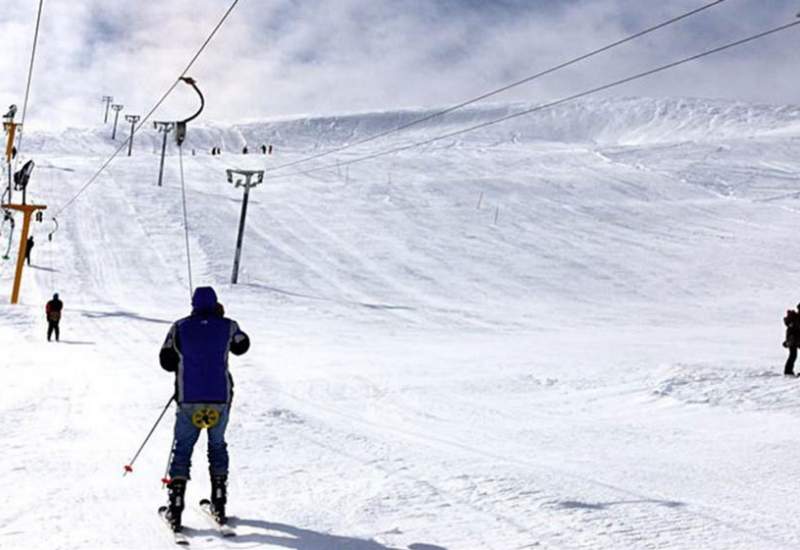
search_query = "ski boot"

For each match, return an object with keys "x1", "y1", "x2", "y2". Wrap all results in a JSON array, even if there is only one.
[
  {"x1": 210, "y1": 474, "x2": 228, "y2": 524},
  {"x1": 166, "y1": 478, "x2": 187, "y2": 532}
]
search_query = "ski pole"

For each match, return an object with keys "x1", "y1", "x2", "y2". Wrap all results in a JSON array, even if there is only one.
[
  {"x1": 161, "y1": 436, "x2": 177, "y2": 488},
  {"x1": 123, "y1": 395, "x2": 175, "y2": 476}
]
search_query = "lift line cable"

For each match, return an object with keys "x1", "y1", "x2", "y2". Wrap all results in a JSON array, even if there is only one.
[
  {"x1": 178, "y1": 145, "x2": 193, "y2": 298},
  {"x1": 264, "y1": 0, "x2": 730, "y2": 176},
  {"x1": 13, "y1": 0, "x2": 45, "y2": 163},
  {"x1": 265, "y1": 19, "x2": 800, "y2": 182},
  {"x1": 53, "y1": 0, "x2": 241, "y2": 218}
]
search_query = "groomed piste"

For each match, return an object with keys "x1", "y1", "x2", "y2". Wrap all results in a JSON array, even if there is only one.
[{"x1": 2, "y1": 95, "x2": 800, "y2": 549}]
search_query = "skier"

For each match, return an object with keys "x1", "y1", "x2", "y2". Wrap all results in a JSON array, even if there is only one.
[
  {"x1": 260, "y1": 144, "x2": 267, "y2": 155},
  {"x1": 784, "y1": 304, "x2": 800, "y2": 376},
  {"x1": 45, "y1": 293, "x2": 63, "y2": 342},
  {"x1": 25, "y1": 235, "x2": 34, "y2": 266},
  {"x1": 242, "y1": 146, "x2": 248, "y2": 155},
  {"x1": 159, "y1": 287, "x2": 250, "y2": 533}
]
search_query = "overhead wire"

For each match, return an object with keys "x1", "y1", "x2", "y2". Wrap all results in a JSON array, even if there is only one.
[
  {"x1": 178, "y1": 146, "x2": 193, "y2": 298},
  {"x1": 13, "y1": 0, "x2": 45, "y2": 163},
  {"x1": 0, "y1": 0, "x2": 44, "y2": 280},
  {"x1": 264, "y1": 18, "x2": 800, "y2": 181},
  {"x1": 53, "y1": 0, "x2": 241, "y2": 218},
  {"x1": 264, "y1": 0, "x2": 730, "y2": 176}
]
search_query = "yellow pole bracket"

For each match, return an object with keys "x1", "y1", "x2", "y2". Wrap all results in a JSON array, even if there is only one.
[
  {"x1": 3, "y1": 122, "x2": 20, "y2": 163},
  {"x1": 2, "y1": 202, "x2": 47, "y2": 304}
]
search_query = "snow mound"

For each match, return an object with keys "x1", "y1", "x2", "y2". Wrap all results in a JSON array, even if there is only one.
[
  {"x1": 21, "y1": 97, "x2": 800, "y2": 156},
  {"x1": 653, "y1": 365, "x2": 800, "y2": 411}
]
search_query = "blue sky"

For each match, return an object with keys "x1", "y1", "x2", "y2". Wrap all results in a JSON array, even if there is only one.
[{"x1": 0, "y1": 0, "x2": 798, "y2": 128}]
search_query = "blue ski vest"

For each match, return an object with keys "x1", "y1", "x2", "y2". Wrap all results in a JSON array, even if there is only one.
[{"x1": 161, "y1": 287, "x2": 248, "y2": 404}]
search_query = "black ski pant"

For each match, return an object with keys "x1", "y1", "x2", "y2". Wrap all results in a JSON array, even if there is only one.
[
  {"x1": 785, "y1": 346, "x2": 797, "y2": 375},
  {"x1": 47, "y1": 320, "x2": 60, "y2": 342}
]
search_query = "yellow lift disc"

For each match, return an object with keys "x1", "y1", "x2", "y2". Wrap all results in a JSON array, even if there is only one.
[{"x1": 191, "y1": 406, "x2": 221, "y2": 429}]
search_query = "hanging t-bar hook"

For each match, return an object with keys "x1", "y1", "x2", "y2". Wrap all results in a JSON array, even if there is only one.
[
  {"x1": 47, "y1": 216, "x2": 58, "y2": 242},
  {"x1": 175, "y1": 77, "x2": 205, "y2": 147}
]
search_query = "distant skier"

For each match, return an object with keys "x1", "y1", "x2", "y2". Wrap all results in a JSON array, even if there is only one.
[
  {"x1": 159, "y1": 287, "x2": 250, "y2": 533},
  {"x1": 784, "y1": 305, "x2": 800, "y2": 376},
  {"x1": 45, "y1": 293, "x2": 63, "y2": 342},
  {"x1": 268, "y1": 144, "x2": 273, "y2": 155},
  {"x1": 260, "y1": 144, "x2": 267, "y2": 155},
  {"x1": 242, "y1": 146, "x2": 248, "y2": 155},
  {"x1": 25, "y1": 235, "x2": 34, "y2": 266}
]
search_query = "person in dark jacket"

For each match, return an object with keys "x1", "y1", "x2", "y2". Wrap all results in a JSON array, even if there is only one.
[
  {"x1": 159, "y1": 287, "x2": 249, "y2": 532},
  {"x1": 45, "y1": 293, "x2": 63, "y2": 342},
  {"x1": 784, "y1": 304, "x2": 800, "y2": 376},
  {"x1": 25, "y1": 235, "x2": 34, "y2": 265}
]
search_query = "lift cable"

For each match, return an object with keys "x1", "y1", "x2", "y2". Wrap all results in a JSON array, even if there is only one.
[
  {"x1": 52, "y1": 0, "x2": 241, "y2": 218},
  {"x1": 13, "y1": 0, "x2": 45, "y2": 162},
  {"x1": 264, "y1": 0, "x2": 730, "y2": 175},
  {"x1": 264, "y1": 18, "x2": 800, "y2": 181}
]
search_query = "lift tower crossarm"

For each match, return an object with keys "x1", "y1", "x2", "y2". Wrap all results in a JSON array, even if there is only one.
[{"x1": 2, "y1": 202, "x2": 46, "y2": 304}]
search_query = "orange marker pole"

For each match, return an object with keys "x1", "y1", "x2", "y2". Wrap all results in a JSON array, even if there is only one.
[{"x1": 3, "y1": 203, "x2": 46, "y2": 304}]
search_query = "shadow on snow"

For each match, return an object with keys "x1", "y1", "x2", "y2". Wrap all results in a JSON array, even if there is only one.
[
  {"x1": 556, "y1": 499, "x2": 685, "y2": 511},
  {"x1": 244, "y1": 282, "x2": 415, "y2": 312},
  {"x1": 56, "y1": 340, "x2": 96, "y2": 346},
  {"x1": 184, "y1": 518, "x2": 449, "y2": 550},
  {"x1": 78, "y1": 309, "x2": 172, "y2": 325}
]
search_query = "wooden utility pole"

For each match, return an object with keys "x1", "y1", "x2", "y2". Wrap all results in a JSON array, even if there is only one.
[{"x1": 2, "y1": 202, "x2": 46, "y2": 304}]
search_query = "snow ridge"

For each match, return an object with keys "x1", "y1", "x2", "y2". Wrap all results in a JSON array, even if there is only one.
[{"x1": 21, "y1": 97, "x2": 800, "y2": 156}]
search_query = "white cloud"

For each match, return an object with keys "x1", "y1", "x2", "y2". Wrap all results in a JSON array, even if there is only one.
[{"x1": 0, "y1": 0, "x2": 798, "y2": 131}]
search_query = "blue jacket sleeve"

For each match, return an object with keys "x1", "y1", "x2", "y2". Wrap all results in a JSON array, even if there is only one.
[
  {"x1": 159, "y1": 323, "x2": 180, "y2": 372},
  {"x1": 229, "y1": 321, "x2": 250, "y2": 356}
]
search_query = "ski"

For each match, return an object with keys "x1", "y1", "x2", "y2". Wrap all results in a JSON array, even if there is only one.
[
  {"x1": 158, "y1": 506, "x2": 190, "y2": 546},
  {"x1": 198, "y1": 499, "x2": 236, "y2": 537}
]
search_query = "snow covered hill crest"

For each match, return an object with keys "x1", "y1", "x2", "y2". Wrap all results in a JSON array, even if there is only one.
[{"x1": 21, "y1": 96, "x2": 800, "y2": 156}]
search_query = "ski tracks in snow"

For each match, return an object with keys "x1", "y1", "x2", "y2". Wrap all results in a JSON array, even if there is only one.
[{"x1": 236, "y1": 369, "x2": 800, "y2": 550}]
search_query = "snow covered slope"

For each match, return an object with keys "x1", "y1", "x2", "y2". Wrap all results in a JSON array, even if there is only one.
[
  {"x1": 23, "y1": 97, "x2": 800, "y2": 156},
  {"x1": 2, "y1": 97, "x2": 800, "y2": 549}
]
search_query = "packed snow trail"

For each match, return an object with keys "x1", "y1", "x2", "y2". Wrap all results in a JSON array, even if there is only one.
[{"x1": 1, "y1": 97, "x2": 800, "y2": 549}]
